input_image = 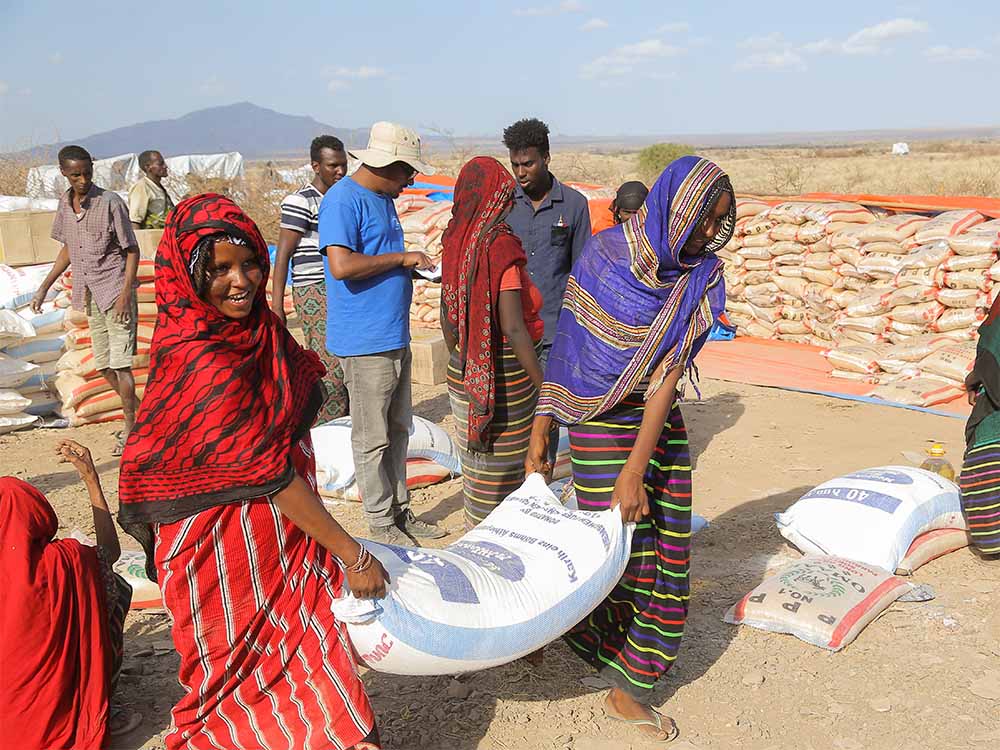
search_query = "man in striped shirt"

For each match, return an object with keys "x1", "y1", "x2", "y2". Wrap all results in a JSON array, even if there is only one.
[{"x1": 272, "y1": 135, "x2": 351, "y2": 422}]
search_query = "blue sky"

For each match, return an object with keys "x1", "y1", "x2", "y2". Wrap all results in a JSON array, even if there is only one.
[{"x1": 0, "y1": 0, "x2": 997, "y2": 148}]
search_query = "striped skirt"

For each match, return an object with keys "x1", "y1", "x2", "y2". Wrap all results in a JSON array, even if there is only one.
[
  {"x1": 292, "y1": 282, "x2": 349, "y2": 424},
  {"x1": 564, "y1": 398, "x2": 691, "y2": 698},
  {"x1": 448, "y1": 343, "x2": 539, "y2": 528},
  {"x1": 959, "y1": 442, "x2": 1000, "y2": 555},
  {"x1": 154, "y1": 441, "x2": 378, "y2": 750}
]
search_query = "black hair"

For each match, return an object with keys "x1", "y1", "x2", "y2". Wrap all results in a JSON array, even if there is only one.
[
  {"x1": 502, "y1": 118, "x2": 550, "y2": 156},
  {"x1": 138, "y1": 150, "x2": 161, "y2": 172},
  {"x1": 188, "y1": 233, "x2": 253, "y2": 300},
  {"x1": 58, "y1": 145, "x2": 92, "y2": 167},
  {"x1": 310, "y1": 135, "x2": 346, "y2": 163},
  {"x1": 614, "y1": 181, "x2": 650, "y2": 211}
]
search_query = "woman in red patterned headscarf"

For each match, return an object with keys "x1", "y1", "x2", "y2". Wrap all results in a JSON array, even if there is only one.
[
  {"x1": 118, "y1": 194, "x2": 386, "y2": 750},
  {"x1": 441, "y1": 156, "x2": 545, "y2": 527}
]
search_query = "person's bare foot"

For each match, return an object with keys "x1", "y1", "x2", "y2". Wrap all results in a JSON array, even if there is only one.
[{"x1": 604, "y1": 688, "x2": 678, "y2": 743}]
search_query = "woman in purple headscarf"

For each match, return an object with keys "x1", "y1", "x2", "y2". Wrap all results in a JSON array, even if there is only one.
[{"x1": 525, "y1": 156, "x2": 734, "y2": 743}]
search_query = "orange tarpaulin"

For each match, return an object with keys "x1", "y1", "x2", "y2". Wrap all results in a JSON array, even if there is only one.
[{"x1": 695, "y1": 338, "x2": 971, "y2": 418}]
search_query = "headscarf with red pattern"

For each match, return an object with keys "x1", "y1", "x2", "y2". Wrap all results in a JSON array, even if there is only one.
[
  {"x1": 118, "y1": 194, "x2": 325, "y2": 544},
  {"x1": 441, "y1": 157, "x2": 527, "y2": 450}
]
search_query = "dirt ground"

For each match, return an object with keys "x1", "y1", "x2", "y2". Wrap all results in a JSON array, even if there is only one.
[{"x1": 3, "y1": 377, "x2": 998, "y2": 750}]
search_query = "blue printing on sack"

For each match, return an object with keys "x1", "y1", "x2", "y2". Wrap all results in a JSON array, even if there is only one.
[
  {"x1": 797, "y1": 486, "x2": 903, "y2": 514},
  {"x1": 365, "y1": 532, "x2": 631, "y2": 661}
]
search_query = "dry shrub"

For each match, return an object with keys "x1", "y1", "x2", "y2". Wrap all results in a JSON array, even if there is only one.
[
  {"x1": 0, "y1": 153, "x2": 41, "y2": 196},
  {"x1": 184, "y1": 169, "x2": 289, "y2": 245}
]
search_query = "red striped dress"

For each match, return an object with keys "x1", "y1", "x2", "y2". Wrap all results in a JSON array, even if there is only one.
[{"x1": 154, "y1": 440, "x2": 377, "y2": 750}]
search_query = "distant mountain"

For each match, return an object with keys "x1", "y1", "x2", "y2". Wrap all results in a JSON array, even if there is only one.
[{"x1": 23, "y1": 102, "x2": 370, "y2": 160}]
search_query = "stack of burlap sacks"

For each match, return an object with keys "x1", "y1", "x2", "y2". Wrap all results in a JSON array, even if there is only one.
[
  {"x1": 394, "y1": 195, "x2": 452, "y2": 329},
  {"x1": 52, "y1": 258, "x2": 296, "y2": 425},
  {"x1": 720, "y1": 200, "x2": 1000, "y2": 407}
]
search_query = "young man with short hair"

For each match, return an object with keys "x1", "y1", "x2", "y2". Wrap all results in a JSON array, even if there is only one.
[
  {"x1": 33, "y1": 145, "x2": 140, "y2": 455},
  {"x1": 319, "y1": 122, "x2": 445, "y2": 545},
  {"x1": 128, "y1": 149, "x2": 174, "y2": 229},
  {"x1": 504, "y1": 117, "x2": 590, "y2": 464},
  {"x1": 272, "y1": 135, "x2": 351, "y2": 422}
]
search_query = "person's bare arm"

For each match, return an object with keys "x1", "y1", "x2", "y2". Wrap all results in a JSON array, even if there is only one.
[
  {"x1": 31, "y1": 245, "x2": 70, "y2": 313},
  {"x1": 271, "y1": 227, "x2": 302, "y2": 324},
  {"x1": 325, "y1": 245, "x2": 434, "y2": 281},
  {"x1": 526, "y1": 413, "x2": 555, "y2": 478},
  {"x1": 612, "y1": 364, "x2": 683, "y2": 522},
  {"x1": 113, "y1": 248, "x2": 139, "y2": 324},
  {"x1": 272, "y1": 474, "x2": 389, "y2": 598},
  {"x1": 499, "y1": 290, "x2": 543, "y2": 389},
  {"x1": 57, "y1": 440, "x2": 121, "y2": 562}
]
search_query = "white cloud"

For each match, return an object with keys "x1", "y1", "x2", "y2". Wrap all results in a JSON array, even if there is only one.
[
  {"x1": 799, "y1": 38, "x2": 839, "y2": 54},
  {"x1": 739, "y1": 32, "x2": 787, "y2": 52},
  {"x1": 514, "y1": 0, "x2": 583, "y2": 16},
  {"x1": 0, "y1": 81, "x2": 8, "y2": 96},
  {"x1": 841, "y1": 17, "x2": 928, "y2": 54},
  {"x1": 735, "y1": 49, "x2": 806, "y2": 72},
  {"x1": 581, "y1": 38, "x2": 684, "y2": 78},
  {"x1": 793, "y1": 18, "x2": 928, "y2": 58},
  {"x1": 925, "y1": 44, "x2": 990, "y2": 62},
  {"x1": 49, "y1": 52, "x2": 63, "y2": 65},
  {"x1": 734, "y1": 32, "x2": 807, "y2": 69},
  {"x1": 581, "y1": 17, "x2": 608, "y2": 31},
  {"x1": 327, "y1": 66, "x2": 384, "y2": 79},
  {"x1": 657, "y1": 22, "x2": 690, "y2": 34},
  {"x1": 325, "y1": 66, "x2": 386, "y2": 93}
]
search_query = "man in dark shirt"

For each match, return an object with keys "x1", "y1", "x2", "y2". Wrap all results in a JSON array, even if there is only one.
[
  {"x1": 503, "y1": 118, "x2": 590, "y2": 362},
  {"x1": 504, "y1": 118, "x2": 590, "y2": 465}
]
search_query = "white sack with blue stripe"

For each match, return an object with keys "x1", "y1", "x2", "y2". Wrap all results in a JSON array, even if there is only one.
[
  {"x1": 776, "y1": 466, "x2": 964, "y2": 573},
  {"x1": 331, "y1": 473, "x2": 633, "y2": 675}
]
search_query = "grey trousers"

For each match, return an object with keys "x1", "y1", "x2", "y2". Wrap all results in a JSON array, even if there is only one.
[{"x1": 341, "y1": 348, "x2": 412, "y2": 528}]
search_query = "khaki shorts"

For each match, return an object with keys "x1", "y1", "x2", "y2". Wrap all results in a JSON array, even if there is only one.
[{"x1": 87, "y1": 294, "x2": 138, "y2": 371}]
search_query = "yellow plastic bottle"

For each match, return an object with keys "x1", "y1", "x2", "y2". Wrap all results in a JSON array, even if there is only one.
[{"x1": 920, "y1": 444, "x2": 956, "y2": 482}]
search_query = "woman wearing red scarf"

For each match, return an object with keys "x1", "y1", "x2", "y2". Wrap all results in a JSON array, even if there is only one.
[
  {"x1": 117, "y1": 194, "x2": 386, "y2": 750},
  {"x1": 441, "y1": 157, "x2": 545, "y2": 528},
  {"x1": 1, "y1": 441, "x2": 133, "y2": 750}
]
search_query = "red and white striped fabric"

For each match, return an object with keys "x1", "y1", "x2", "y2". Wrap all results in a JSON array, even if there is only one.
[{"x1": 154, "y1": 441, "x2": 377, "y2": 750}]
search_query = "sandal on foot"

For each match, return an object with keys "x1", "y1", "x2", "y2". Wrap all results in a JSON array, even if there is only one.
[
  {"x1": 604, "y1": 701, "x2": 679, "y2": 744},
  {"x1": 109, "y1": 707, "x2": 143, "y2": 737}
]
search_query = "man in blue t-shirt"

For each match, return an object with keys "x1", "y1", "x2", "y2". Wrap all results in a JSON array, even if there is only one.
[{"x1": 319, "y1": 121, "x2": 446, "y2": 545}]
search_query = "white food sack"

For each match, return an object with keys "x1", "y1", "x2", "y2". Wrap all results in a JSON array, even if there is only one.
[
  {"x1": 775, "y1": 466, "x2": 965, "y2": 573},
  {"x1": 312, "y1": 415, "x2": 460, "y2": 496},
  {"x1": 334, "y1": 474, "x2": 633, "y2": 675}
]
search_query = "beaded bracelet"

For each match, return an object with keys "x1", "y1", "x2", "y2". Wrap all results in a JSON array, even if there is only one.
[{"x1": 347, "y1": 545, "x2": 372, "y2": 574}]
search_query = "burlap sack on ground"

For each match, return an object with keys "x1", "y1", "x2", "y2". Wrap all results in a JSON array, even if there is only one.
[{"x1": 724, "y1": 556, "x2": 912, "y2": 651}]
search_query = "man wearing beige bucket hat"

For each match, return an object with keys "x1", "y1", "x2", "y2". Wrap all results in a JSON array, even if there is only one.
[{"x1": 319, "y1": 121, "x2": 445, "y2": 545}]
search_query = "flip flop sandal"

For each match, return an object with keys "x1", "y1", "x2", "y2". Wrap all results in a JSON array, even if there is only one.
[
  {"x1": 109, "y1": 707, "x2": 143, "y2": 737},
  {"x1": 604, "y1": 704, "x2": 679, "y2": 744}
]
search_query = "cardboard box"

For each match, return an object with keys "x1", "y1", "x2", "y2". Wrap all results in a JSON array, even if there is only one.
[
  {"x1": 410, "y1": 327, "x2": 449, "y2": 385},
  {"x1": 0, "y1": 210, "x2": 62, "y2": 266}
]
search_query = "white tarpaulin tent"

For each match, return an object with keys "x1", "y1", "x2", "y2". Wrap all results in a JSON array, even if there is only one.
[
  {"x1": 892, "y1": 142, "x2": 911, "y2": 156},
  {"x1": 26, "y1": 152, "x2": 245, "y2": 199},
  {"x1": 0, "y1": 196, "x2": 60, "y2": 213}
]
